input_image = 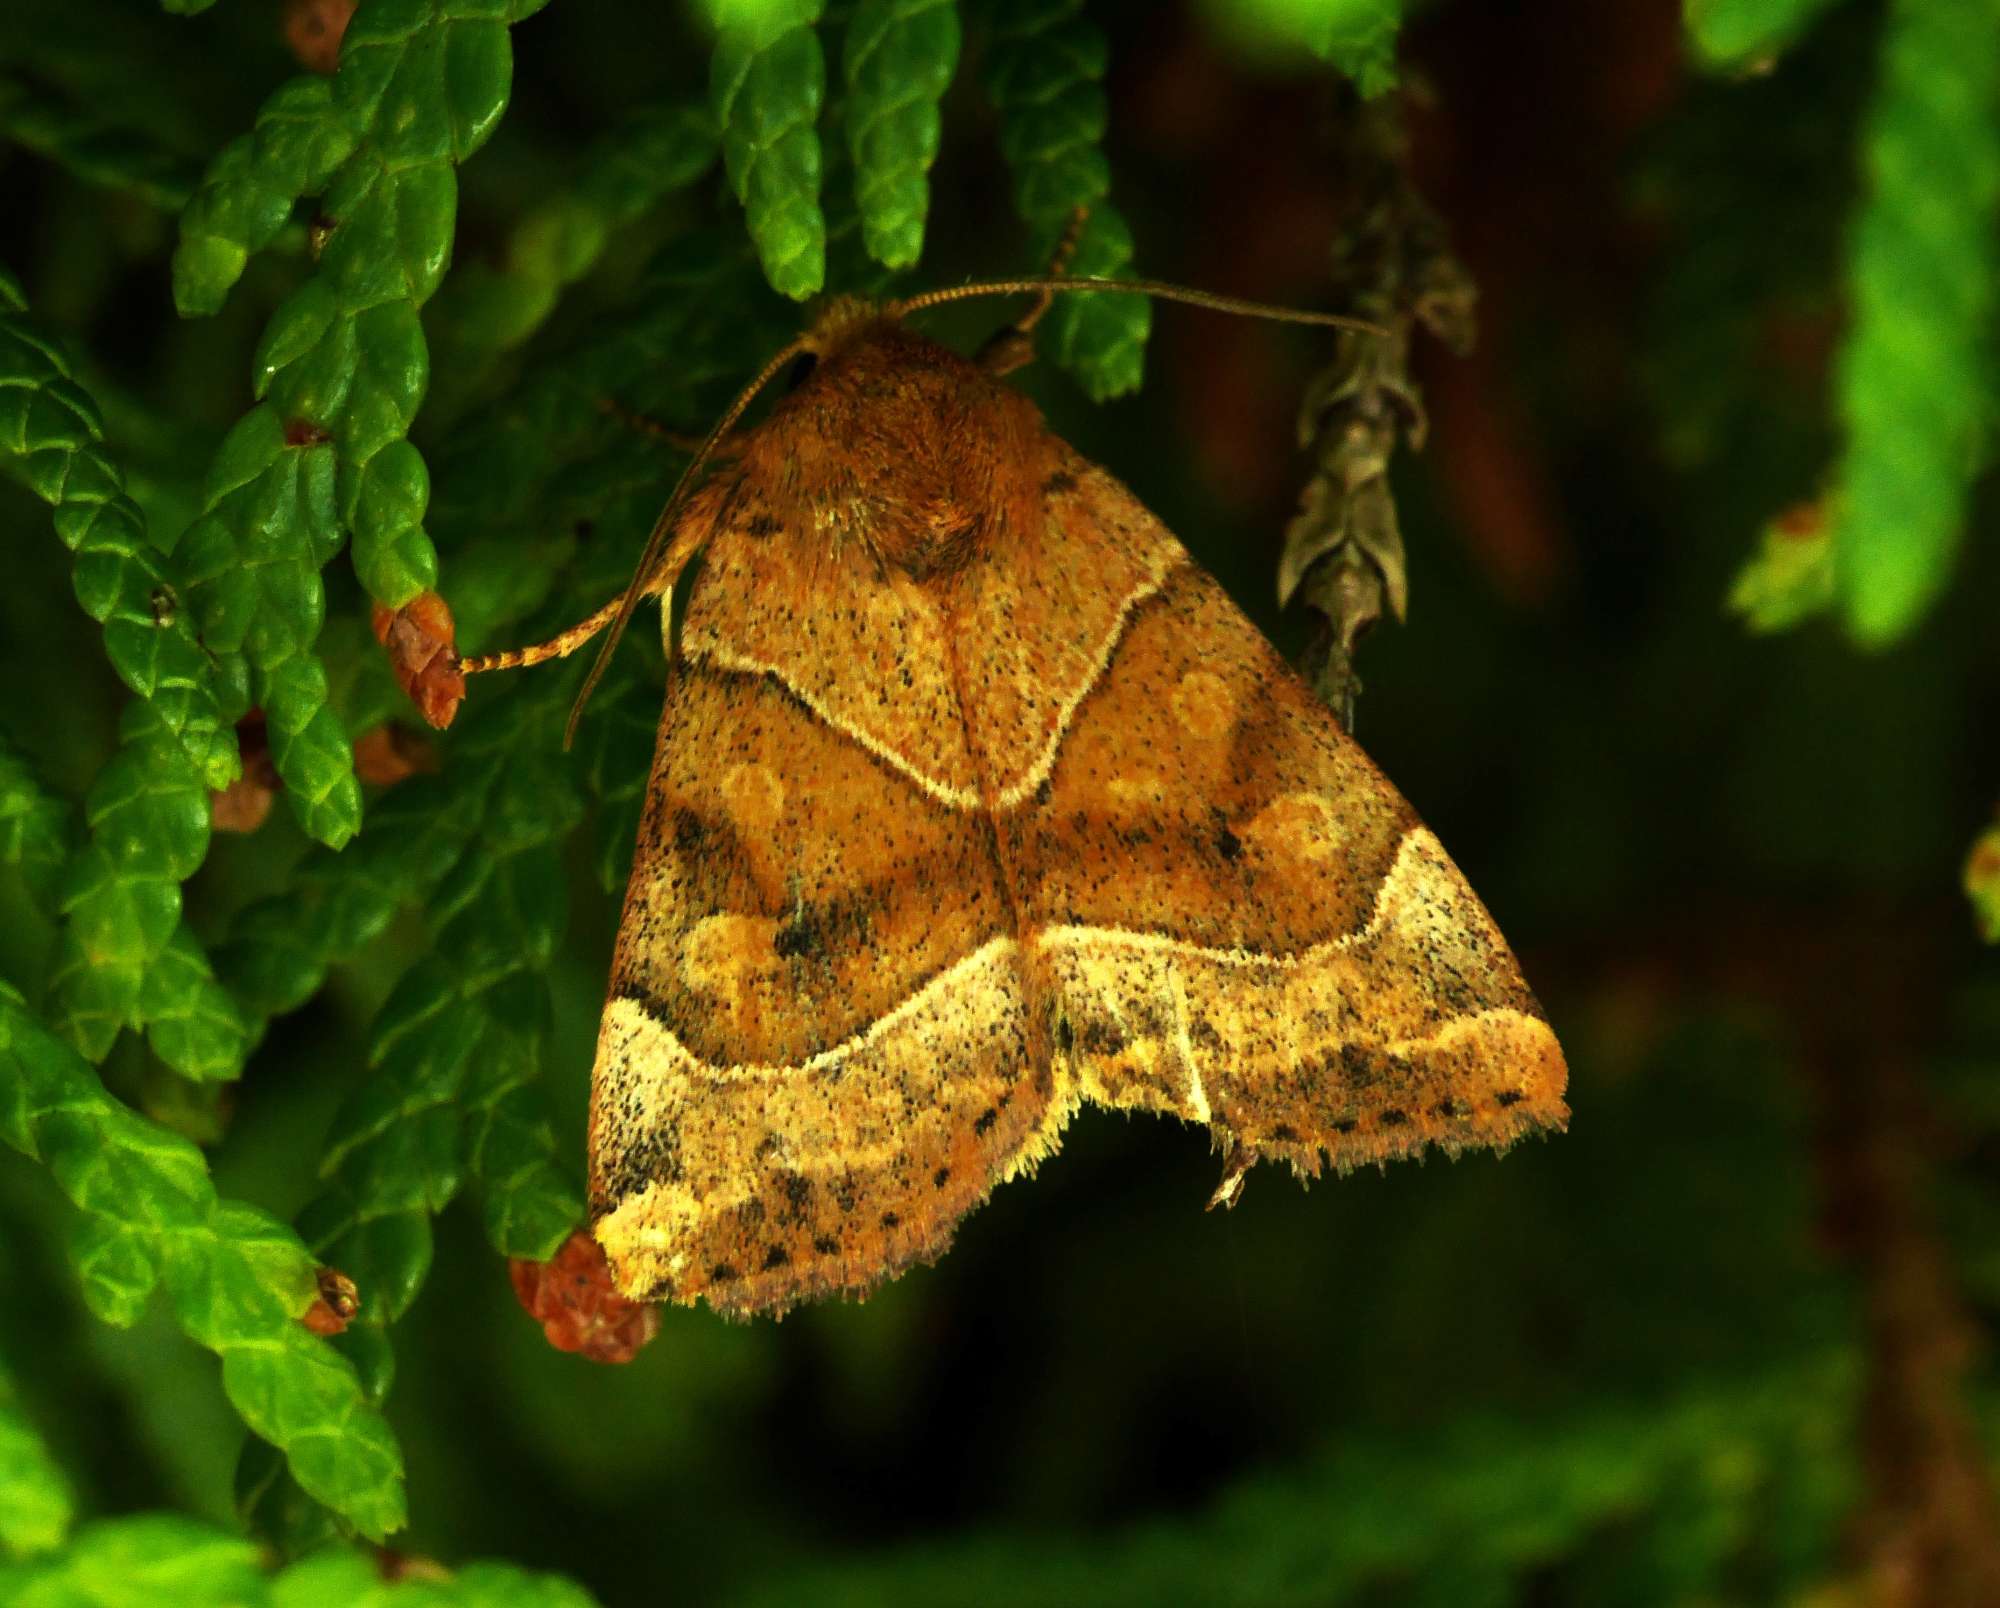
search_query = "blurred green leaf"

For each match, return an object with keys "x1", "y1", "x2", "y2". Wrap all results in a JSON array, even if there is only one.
[
  {"x1": 0, "y1": 1515, "x2": 263, "y2": 1607},
  {"x1": 0, "y1": 731, "x2": 77, "y2": 918},
  {"x1": 1729, "y1": 500, "x2": 1835, "y2": 631},
  {"x1": 1965, "y1": 817, "x2": 2000, "y2": 942},
  {"x1": 732, "y1": 1360, "x2": 1855, "y2": 1608},
  {"x1": 1829, "y1": 0, "x2": 2000, "y2": 646},
  {"x1": 1684, "y1": 0, "x2": 1843, "y2": 70},
  {"x1": 0, "y1": 72, "x2": 200, "y2": 210},
  {"x1": 427, "y1": 103, "x2": 720, "y2": 393},
  {"x1": 0, "y1": 1363, "x2": 72, "y2": 1560},
  {"x1": 1199, "y1": 0, "x2": 1403, "y2": 95},
  {"x1": 0, "y1": 1518, "x2": 605, "y2": 1605},
  {"x1": 40, "y1": 701, "x2": 232, "y2": 1073}
]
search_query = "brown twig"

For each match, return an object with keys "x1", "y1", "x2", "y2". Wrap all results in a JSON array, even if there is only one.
[{"x1": 1284, "y1": 82, "x2": 1475, "y2": 732}]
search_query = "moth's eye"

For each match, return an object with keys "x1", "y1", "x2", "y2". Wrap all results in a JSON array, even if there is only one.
[{"x1": 785, "y1": 352, "x2": 819, "y2": 392}]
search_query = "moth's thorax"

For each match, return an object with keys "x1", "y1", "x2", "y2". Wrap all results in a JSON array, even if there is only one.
[{"x1": 727, "y1": 317, "x2": 1052, "y2": 581}]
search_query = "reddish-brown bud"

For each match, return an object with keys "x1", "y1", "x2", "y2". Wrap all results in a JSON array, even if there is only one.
[
  {"x1": 372, "y1": 592, "x2": 466, "y2": 729},
  {"x1": 510, "y1": 1229, "x2": 661, "y2": 1365}
]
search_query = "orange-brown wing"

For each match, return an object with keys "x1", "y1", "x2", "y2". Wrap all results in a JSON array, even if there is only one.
[
  {"x1": 588, "y1": 521, "x2": 1063, "y2": 1318},
  {"x1": 964, "y1": 465, "x2": 1567, "y2": 1180}
]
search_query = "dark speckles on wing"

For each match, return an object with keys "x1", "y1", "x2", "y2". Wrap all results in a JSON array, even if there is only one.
[
  {"x1": 671, "y1": 809, "x2": 711, "y2": 859},
  {"x1": 773, "y1": 904, "x2": 824, "y2": 960},
  {"x1": 597, "y1": 1122, "x2": 684, "y2": 1206}
]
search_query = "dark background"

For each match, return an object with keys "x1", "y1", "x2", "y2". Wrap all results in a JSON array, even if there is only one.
[{"x1": 2, "y1": 1, "x2": 1998, "y2": 1603}]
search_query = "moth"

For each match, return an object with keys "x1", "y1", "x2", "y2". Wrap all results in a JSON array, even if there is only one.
[{"x1": 464, "y1": 277, "x2": 1568, "y2": 1319}]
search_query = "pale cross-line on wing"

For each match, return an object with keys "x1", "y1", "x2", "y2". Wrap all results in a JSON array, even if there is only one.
[
  {"x1": 988, "y1": 551, "x2": 1187, "y2": 810},
  {"x1": 682, "y1": 552, "x2": 1184, "y2": 814},
  {"x1": 1167, "y1": 955, "x2": 1212, "y2": 1123},
  {"x1": 608, "y1": 828, "x2": 1463, "y2": 1083}
]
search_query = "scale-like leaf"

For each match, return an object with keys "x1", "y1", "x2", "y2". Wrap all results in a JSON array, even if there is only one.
[
  {"x1": 1829, "y1": 0, "x2": 2000, "y2": 645},
  {"x1": 0, "y1": 982, "x2": 406, "y2": 1538},
  {"x1": 713, "y1": 0, "x2": 828, "y2": 300},
  {"x1": 981, "y1": 0, "x2": 1149, "y2": 399},
  {"x1": 843, "y1": 0, "x2": 959, "y2": 269}
]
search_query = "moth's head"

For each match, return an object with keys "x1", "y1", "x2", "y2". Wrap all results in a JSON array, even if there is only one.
[
  {"x1": 771, "y1": 295, "x2": 998, "y2": 439},
  {"x1": 736, "y1": 294, "x2": 1041, "y2": 579},
  {"x1": 784, "y1": 294, "x2": 964, "y2": 403},
  {"x1": 799, "y1": 294, "x2": 891, "y2": 364}
]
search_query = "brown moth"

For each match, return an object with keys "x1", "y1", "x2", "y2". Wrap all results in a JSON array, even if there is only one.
[{"x1": 464, "y1": 285, "x2": 1568, "y2": 1319}]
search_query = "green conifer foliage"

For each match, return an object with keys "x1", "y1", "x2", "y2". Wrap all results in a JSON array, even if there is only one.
[
  {"x1": 981, "y1": 0, "x2": 1150, "y2": 398},
  {"x1": 0, "y1": 733, "x2": 74, "y2": 916},
  {"x1": 1829, "y1": 0, "x2": 2000, "y2": 645},
  {"x1": 1687, "y1": 0, "x2": 2000, "y2": 647},
  {"x1": 844, "y1": 0, "x2": 959, "y2": 271},
  {"x1": 0, "y1": 982, "x2": 404, "y2": 1535},
  {"x1": 712, "y1": 0, "x2": 830, "y2": 301},
  {"x1": 2, "y1": 1, "x2": 1998, "y2": 1600},
  {"x1": 0, "y1": 277, "x2": 234, "y2": 789},
  {"x1": 174, "y1": 2, "x2": 554, "y2": 848},
  {"x1": 1, "y1": 276, "x2": 246, "y2": 1074}
]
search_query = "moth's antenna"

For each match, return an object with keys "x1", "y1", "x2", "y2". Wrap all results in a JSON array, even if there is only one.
[
  {"x1": 559, "y1": 333, "x2": 814, "y2": 749},
  {"x1": 888, "y1": 276, "x2": 1389, "y2": 338}
]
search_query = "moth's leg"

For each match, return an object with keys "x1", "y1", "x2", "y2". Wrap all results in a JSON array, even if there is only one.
[
  {"x1": 458, "y1": 583, "x2": 654, "y2": 675},
  {"x1": 977, "y1": 205, "x2": 1089, "y2": 376},
  {"x1": 1206, "y1": 1140, "x2": 1255, "y2": 1211},
  {"x1": 599, "y1": 396, "x2": 744, "y2": 458},
  {"x1": 461, "y1": 492, "x2": 715, "y2": 678}
]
